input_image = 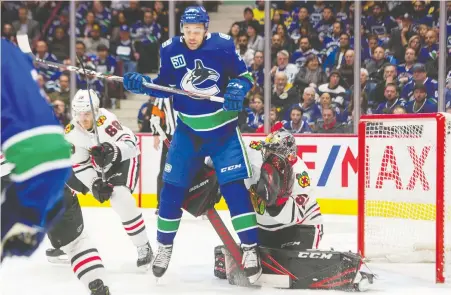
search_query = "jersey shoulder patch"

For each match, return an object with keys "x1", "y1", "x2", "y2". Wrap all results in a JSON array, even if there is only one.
[
  {"x1": 65, "y1": 123, "x2": 74, "y2": 134},
  {"x1": 218, "y1": 33, "x2": 231, "y2": 40},
  {"x1": 96, "y1": 115, "x2": 107, "y2": 126},
  {"x1": 162, "y1": 38, "x2": 173, "y2": 48},
  {"x1": 296, "y1": 171, "x2": 311, "y2": 188}
]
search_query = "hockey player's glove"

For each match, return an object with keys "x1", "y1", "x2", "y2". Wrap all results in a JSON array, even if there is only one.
[
  {"x1": 1, "y1": 185, "x2": 65, "y2": 261},
  {"x1": 90, "y1": 142, "x2": 121, "y2": 168},
  {"x1": 91, "y1": 178, "x2": 114, "y2": 203},
  {"x1": 123, "y1": 72, "x2": 152, "y2": 95},
  {"x1": 223, "y1": 79, "x2": 247, "y2": 111}
]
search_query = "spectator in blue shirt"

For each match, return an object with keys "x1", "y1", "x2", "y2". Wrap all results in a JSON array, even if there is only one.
[
  {"x1": 375, "y1": 83, "x2": 406, "y2": 114},
  {"x1": 246, "y1": 94, "x2": 265, "y2": 130},
  {"x1": 401, "y1": 63, "x2": 438, "y2": 102},
  {"x1": 405, "y1": 83, "x2": 437, "y2": 113},
  {"x1": 283, "y1": 106, "x2": 312, "y2": 134}
]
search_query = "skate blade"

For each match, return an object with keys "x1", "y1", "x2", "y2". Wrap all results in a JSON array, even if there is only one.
[
  {"x1": 138, "y1": 263, "x2": 151, "y2": 272},
  {"x1": 247, "y1": 268, "x2": 263, "y2": 284}
]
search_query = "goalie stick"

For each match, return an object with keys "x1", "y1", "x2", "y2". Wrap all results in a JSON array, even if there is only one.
[{"x1": 16, "y1": 34, "x2": 224, "y2": 103}]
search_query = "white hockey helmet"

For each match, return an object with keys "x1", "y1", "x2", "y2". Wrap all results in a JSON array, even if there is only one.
[{"x1": 71, "y1": 89, "x2": 100, "y2": 118}]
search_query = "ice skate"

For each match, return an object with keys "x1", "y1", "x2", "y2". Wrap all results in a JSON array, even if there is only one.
[
  {"x1": 241, "y1": 244, "x2": 262, "y2": 284},
  {"x1": 137, "y1": 242, "x2": 153, "y2": 270},
  {"x1": 46, "y1": 248, "x2": 69, "y2": 264},
  {"x1": 89, "y1": 279, "x2": 110, "y2": 295},
  {"x1": 152, "y1": 243, "x2": 173, "y2": 278}
]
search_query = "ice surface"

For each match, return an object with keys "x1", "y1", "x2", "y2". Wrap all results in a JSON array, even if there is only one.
[{"x1": 1, "y1": 208, "x2": 450, "y2": 295}]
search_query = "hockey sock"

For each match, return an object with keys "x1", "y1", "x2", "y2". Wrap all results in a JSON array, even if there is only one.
[
  {"x1": 220, "y1": 180, "x2": 259, "y2": 246},
  {"x1": 110, "y1": 186, "x2": 148, "y2": 246},
  {"x1": 61, "y1": 231, "x2": 107, "y2": 291},
  {"x1": 157, "y1": 182, "x2": 185, "y2": 245}
]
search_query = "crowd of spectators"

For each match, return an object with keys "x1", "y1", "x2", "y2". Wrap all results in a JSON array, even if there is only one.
[
  {"x1": 4, "y1": 1, "x2": 451, "y2": 134},
  {"x1": 233, "y1": 1, "x2": 451, "y2": 134},
  {"x1": 1, "y1": 0, "x2": 219, "y2": 125}
]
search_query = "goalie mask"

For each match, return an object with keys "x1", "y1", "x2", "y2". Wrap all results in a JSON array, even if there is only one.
[
  {"x1": 261, "y1": 129, "x2": 297, "y2": 164},
  {"x1": 249, "y1": 129, "x2": 296, "y2": 209}
]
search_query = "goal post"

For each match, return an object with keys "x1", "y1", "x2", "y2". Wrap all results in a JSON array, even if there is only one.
[{"x1": 357, "y1": 113, "x2": 451, "y2": 283}]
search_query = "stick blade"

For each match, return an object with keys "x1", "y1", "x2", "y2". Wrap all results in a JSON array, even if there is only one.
[
  {"x1": 16, "y1": 34, "x2": 32, "y2": 54},
  {"x1": 254, "y1": 274, "x2": 291, "y2": 288}
]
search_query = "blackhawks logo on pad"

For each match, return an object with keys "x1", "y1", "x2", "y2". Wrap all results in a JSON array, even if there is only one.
[
  {"x1": 296, "y1": 171, "x2": 310, "y2": 188},
  {"x1": 64, "y1": 123, "x2": 74, "y2": 134},
  {"x1": 96, "y1": 115, "x2": 107, "y2": 126}
]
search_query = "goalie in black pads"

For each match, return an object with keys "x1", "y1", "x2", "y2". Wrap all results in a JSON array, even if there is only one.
[{"x1": 209, "y1": 130, "x2": 374, "y2": 291}]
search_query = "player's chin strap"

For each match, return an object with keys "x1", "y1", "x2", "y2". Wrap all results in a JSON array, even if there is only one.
[
  {"x1": 16, "y1": 34, "x2": 224, "y2": 103},
  {"x1": 76, "y1": 55, "x2": 106, "y2": 182}
]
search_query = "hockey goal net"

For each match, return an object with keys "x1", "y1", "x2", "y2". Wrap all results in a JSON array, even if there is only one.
[{"x1": 358, "y1": 113, "x2": 451, "y2": 283}]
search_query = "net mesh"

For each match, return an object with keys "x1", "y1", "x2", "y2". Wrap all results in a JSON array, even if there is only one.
[{"x1": 361, "y1": 114, "x2": 451, "y2": 280}]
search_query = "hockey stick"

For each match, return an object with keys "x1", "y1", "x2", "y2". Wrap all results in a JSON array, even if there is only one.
[
  {"x1": 76, "y1": 55, "x2": 106, "y2": 182},
  {"x1": 150, "y1": 117, "x2": 246, "y2": 274},
  {"x1": 16, "y1": 34, "x2": 224, "y2": 103}
]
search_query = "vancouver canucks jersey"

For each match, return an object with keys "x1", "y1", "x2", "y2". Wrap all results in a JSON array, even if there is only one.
[
  {"x1": 153, "y1": 33, "x2": 253, "y2": 137},
  {"x1": 1, "y1": 39, "x2": 71, "y2": 225}
]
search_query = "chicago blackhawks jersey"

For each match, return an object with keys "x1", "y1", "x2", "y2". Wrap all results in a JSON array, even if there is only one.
[
  {"x1": 245, "y1": 147, "x2": 322, "y2": 231},
  {"x1": 65, "y1": 108, "x2": 139, "y2": 190}
]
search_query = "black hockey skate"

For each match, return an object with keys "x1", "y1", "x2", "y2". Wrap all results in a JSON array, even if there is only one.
[
  {"x1": 152, "y1": 243, "x2": 173, "y2": 278},
  {"x1": 137, "y1": 242, "x2": 153, "y2": 270},
  {"x1": 89, "y1": 279, "x2": 110, "y2": 295},
  {"x1": 241, "y1": 244, "x2": 262, "y2": 284},
  {"x1": 46, "y1": 248, "x2": 69, "y2": 264}
]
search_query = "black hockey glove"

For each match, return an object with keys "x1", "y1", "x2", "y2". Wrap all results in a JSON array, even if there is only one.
[
  {"x1": 90, "y1": 142, "x2": 121, "y2": 168},
  {"x1": 91, "y1": 178, "x2": 114, "y2": 203}
]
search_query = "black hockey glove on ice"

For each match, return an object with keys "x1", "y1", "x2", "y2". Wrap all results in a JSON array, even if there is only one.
[
  {"x1": 91, "y1": 178, "x2": 114, "y2": 203},
  {"x1": 90, "y1": 142, "x2": 121, "y2": 167}
]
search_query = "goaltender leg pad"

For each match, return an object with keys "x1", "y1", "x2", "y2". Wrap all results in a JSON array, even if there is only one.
[
  {"x1": 259, "y1": 247, "x2": 371, "y2": 291},
  {"x1": 221, "y1": 246, "x2": 372, "y2": 291},
  {"x1": 259, "y1": 224, "x2": 323, "y2": 250},
  {"x1": 182, "y1": 165, "x2": 221, "y2": 217},
  {"x1": 162, "y1": 124, "x2": 204, "y2": 188},
  {"x1": 47, "y1": 186, "x2": 84, "y2": 249},
  {"x1": 207, "y1": 127, "x2": 252, "y2": 185}
]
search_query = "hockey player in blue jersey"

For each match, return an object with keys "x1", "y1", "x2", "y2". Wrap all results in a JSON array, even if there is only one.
[
  {"x1": 123, "y1": 6, "x2": 262, "y2": 283},
  {"x1": 1, "y1": 39, "x2": 72, "y2": 260}
]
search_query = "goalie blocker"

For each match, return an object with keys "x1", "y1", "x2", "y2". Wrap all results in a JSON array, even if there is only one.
[{"x1": 182, "y1": 165, "x2": 374, "y2": 291}]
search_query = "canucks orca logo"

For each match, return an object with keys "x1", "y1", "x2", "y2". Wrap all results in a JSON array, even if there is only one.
[{"x1": 181, "y1": 59, "x2": 220, "y2": 96}]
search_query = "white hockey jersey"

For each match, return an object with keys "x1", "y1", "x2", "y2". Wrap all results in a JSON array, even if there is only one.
[
  {"x1": 0, "y1": 153, "x2": 14, "y2": 178},
  {"x1": 65, "y1": 108, "x2": 140, "y2": 190},
  {"x1": 244, "y1": 147, "x2": 323, "y2": 231}
]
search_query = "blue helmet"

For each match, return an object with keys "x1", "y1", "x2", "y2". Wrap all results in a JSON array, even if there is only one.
[{"x1": 180, "y1": 6, "x2": 210, "y2": 30}]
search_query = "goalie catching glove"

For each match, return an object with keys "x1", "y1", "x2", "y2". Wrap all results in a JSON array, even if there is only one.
[{"x1": 90, "y1": 142, "x2": 121, "y2": 168}]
